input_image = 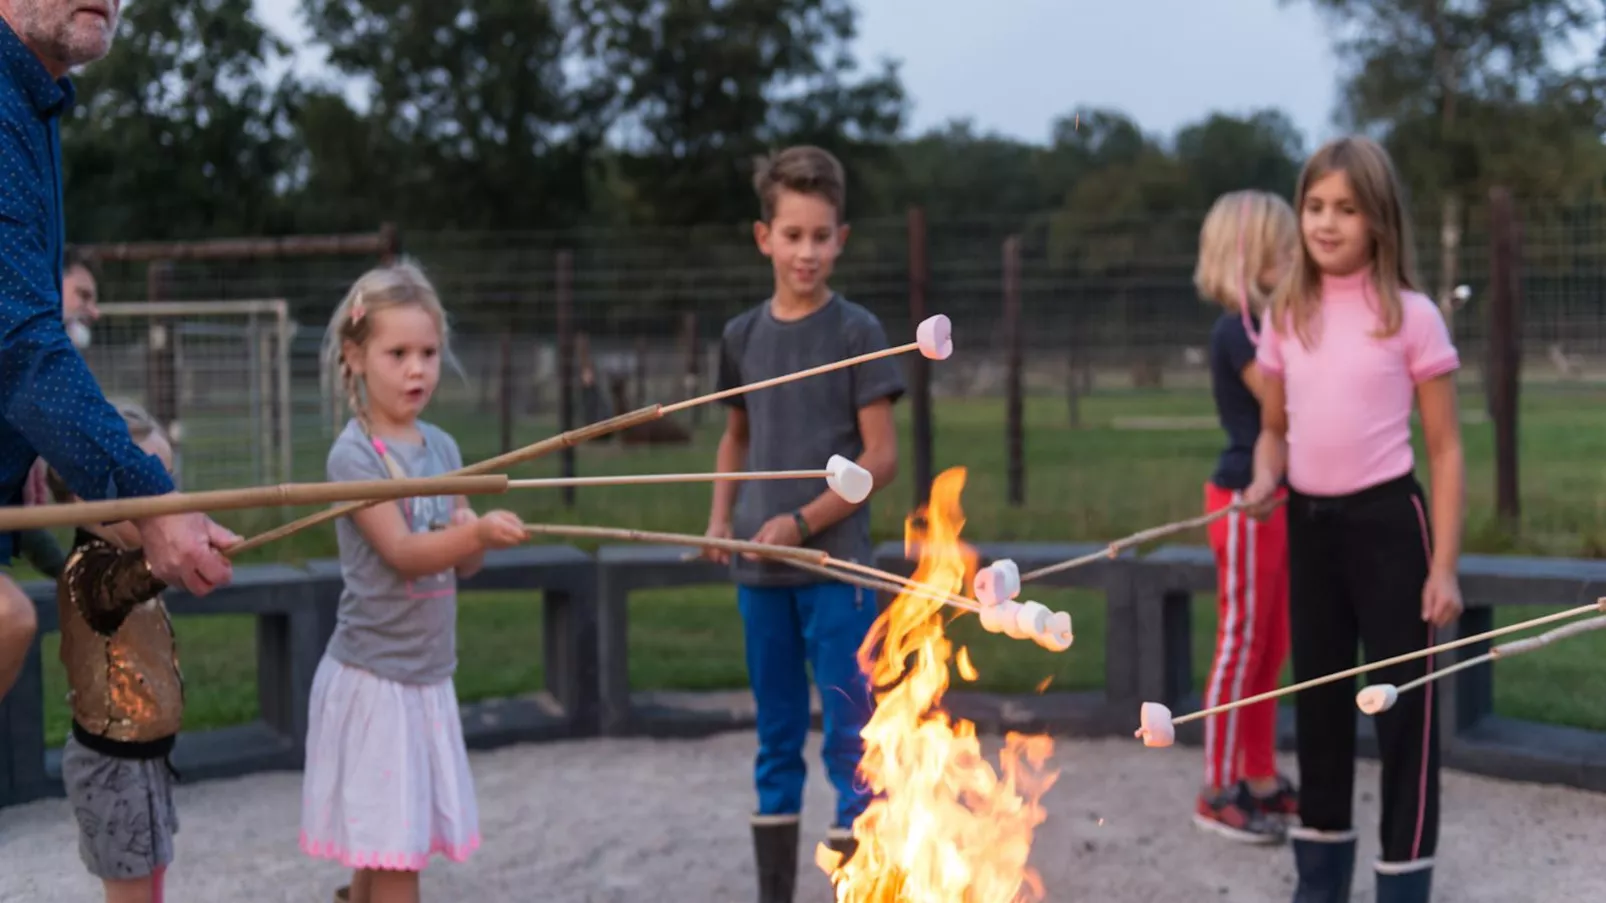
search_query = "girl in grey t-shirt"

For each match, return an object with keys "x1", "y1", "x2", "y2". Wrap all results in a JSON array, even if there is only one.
[{"x1": 298, "y1": 263, "x2": 527, "y2": 902}]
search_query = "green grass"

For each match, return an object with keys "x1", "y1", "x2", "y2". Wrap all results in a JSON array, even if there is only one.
[{"x1": 28, "y1": 380, "x2": 1606, "y2": 745}]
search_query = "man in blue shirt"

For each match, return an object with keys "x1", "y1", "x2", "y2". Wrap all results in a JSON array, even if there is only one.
[{"x1": 0, "y1": 0, "x2": 238, "y2": 700}]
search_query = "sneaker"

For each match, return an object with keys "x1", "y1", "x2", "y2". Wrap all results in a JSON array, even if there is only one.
[
  {"x1": 1249, "y1": 774, "x2": 1300, "y2": 822},
  {"x1": 1193, "y1": 783, "x2": 1286, "y2": 844}
]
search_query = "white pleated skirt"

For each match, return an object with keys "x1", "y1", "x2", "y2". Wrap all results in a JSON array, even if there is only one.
[{"x1": 299, "y1": 655, "x2": 480, "y2": 871}]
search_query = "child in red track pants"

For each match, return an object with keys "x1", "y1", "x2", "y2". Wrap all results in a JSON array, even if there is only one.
[
  {"x1": 1200, "y1": 483, "x2": 1293, "y2": 839},
  {"x1": 1192, "y1": 189, "x2": 1299, "y2": 843}
]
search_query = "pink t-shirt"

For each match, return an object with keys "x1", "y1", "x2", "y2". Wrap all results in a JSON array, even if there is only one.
[{"x1": 1255, "y1": 269, "x2": 1460, "y2": 497}]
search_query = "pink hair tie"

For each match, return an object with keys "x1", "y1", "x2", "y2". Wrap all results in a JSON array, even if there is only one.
[{"x1": 351, "y1": 300, "x2": 366, "y2": 324}]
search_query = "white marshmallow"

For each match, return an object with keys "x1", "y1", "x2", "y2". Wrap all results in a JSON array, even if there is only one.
[
  {"x1": 1356, "y1": 684, "x2": 1398, "y2": 715},
  {"x1": 1135, "y1": 702, "x2": 1175, "y2": 748},
  {"x1": 1014, "y1": 600, "x2": 1051, "y2": 639},
  {"x1": 994, "y1": 600, "x2": 1029, "y2": 638},
  {"x1": 972, "y1": 559, "x2": 1020, "y2": 606},
  {"x1": 916, "y1": 315, "x2": 953, "y2": 360},
  {"x1": 1033, "y1": 611, "x2": 1073, "y2": 651},
  {"x1": 978, "y1": 600, "x2": 1013, "y2": 634},
  {"x1": 825, "y1": 455, "x2": 873, "y2": 504}
]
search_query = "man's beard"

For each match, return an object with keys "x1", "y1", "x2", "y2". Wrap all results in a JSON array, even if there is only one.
[{"x1": 67, "y1": 318, "x2": 92, "y2": 350}]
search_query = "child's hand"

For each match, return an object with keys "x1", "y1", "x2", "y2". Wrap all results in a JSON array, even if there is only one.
[
  {"x1": 474, "y1": 510, "x2": 528, "y2": 550},
  {"x1": 1421, "y1": 566, "x2": 1463, "y2": 627},
  {"x1": 1240, "y1": 478, "x2": 1280, "y2": 520},
  {"x1": 451, "y1": 507, "x2": 479, "y2": 528},
  {"x1": 702, "y1": 520, "x2": 733, "y2": 565},
  {"x1": 744, "y1": 513, "x2": 803, "y2": 560}
]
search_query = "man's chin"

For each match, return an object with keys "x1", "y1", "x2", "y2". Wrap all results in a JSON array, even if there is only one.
[{"x1": 60, "y1": 30, "x2": 115, "y2": 68}]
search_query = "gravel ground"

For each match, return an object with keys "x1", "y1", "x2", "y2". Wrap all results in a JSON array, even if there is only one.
[{"x1": 1, "y1": 731, "x2": 1603, "y2": 902}]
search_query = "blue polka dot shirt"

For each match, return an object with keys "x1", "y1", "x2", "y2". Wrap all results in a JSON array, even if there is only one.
[{"x1": 0, "y1": 19, "x2": 173, "y2": 564}]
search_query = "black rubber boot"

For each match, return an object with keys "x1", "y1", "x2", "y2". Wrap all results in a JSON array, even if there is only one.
[
  {"x1": 751, "y1": 814, "x2": 800, "y2": 903},
  {"x1": 1375, "y1": 860, "x2": 1434, "y2": 903},
  {"x1": 825, "y1": 826, "x2": 858, "y2": 867},
  {"x1": 1289, "y1": 828, "x2": 1356, "y2": 903}
]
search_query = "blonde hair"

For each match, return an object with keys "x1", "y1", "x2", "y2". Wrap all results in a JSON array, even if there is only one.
[
  {"x1": 1194, "y1": 190, "x2": 1297, "y2": 315},
  {"x1": 1273, "y1": 135, "x2": 1420, "y2": 348},
  {"x1": 49, "y1": 399, "x2": 166, "y2": 502},
  {"x1": 319, "y1": 261, "x2": 460, "y2": 476}
]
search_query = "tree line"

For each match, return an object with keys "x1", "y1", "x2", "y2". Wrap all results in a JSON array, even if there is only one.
[{"x1": 61, "y1": 0, "x2": 1606, "y2": 247}]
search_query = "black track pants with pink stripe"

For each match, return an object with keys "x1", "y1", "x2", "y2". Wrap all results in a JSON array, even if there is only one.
[{"x1": 1287, "y1": 472, "x2": 1440, "y2": 864}]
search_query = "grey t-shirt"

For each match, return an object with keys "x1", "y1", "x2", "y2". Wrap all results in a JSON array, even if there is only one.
[
  {"x1": 718, "y1": 295, "x2": 906, "y2": 586},
  {"x1": 324, "y1": 418, "x2": 463, "y2": 685}
]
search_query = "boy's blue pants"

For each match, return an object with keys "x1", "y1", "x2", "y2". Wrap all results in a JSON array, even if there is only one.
[{"x1": 738, "y1": 581, "x2": 879, "y2": 829}]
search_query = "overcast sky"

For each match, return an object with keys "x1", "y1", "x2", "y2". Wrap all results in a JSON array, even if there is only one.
[{"x1": 249, "y1": 0, "x2": 1344, "y2": 152}]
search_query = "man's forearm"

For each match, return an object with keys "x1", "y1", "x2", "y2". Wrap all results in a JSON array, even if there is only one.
[{"x1": 1, "y1": 311, "x2": 173, "y2": 502}]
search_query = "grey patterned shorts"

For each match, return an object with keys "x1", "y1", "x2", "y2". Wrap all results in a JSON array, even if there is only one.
[{"x1": 61, "y1": 735, "x2": 179, "y2": 880}]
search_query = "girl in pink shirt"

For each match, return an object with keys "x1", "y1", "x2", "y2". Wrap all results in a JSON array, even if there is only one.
[{"x1": 1244, "y1": 136, "x2": 1464, "y2": 903}]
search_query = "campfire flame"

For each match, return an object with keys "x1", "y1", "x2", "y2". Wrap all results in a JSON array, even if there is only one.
[{"x1": 818, "y1": 467, "x2": 1058, "y2": 901}]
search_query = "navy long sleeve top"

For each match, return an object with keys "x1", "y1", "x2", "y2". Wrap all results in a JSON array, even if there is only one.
[{"x1": 0, "y1": 19, "x2": 173, "y2": 564}]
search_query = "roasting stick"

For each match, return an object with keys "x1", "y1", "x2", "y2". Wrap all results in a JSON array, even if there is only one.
[
  {"x1": 503, "y1": 455, "x2": 873, "y2": 503},
  {"x1": 782, "y1": 557, "x2": 980, "y2": 614},
  {"x1": 0, "y1": 466, "x2": 865, "y2": 538},
  {"x1": 519, "y1": 522, "x2": 983, "y2": 615},
  {"x1": 230, "y1": 315, "x2": 953, "y2": 555},
  {"x1": 507, "y1": 470, "x2": 826, "y2": 488},
  {"x1": 0, "y1": 475, "x2": 511, "y2": 534},
  {"x1": 1018, "y1": 498, "x2": 1285, "y2": 583},
  {"x1": 1134, "y1": 598, "x2": 1606, "y2": 746},
  {"x1": 1356, "y1": 614, "x2": 1606, "y2": 715},
  {"x1": 521, "y1": 522, "x2": 825, "y2": 563}
]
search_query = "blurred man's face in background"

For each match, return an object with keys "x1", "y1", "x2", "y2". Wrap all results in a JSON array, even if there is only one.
[{"x1": 63, "y1": 263, "x2": 98, "y2": 349}]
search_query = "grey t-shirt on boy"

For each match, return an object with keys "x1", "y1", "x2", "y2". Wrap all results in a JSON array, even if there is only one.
[
  {"x1": 718, "y1": 294, "x2": 907, "y2": 587},
  {"x1": 325, "y1": 418, "x2": 464, "y2": 685}
]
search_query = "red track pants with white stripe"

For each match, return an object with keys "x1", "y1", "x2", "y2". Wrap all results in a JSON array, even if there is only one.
[{"x1": 1202, "y1": 481, "x2": 1289, "y2": 790}]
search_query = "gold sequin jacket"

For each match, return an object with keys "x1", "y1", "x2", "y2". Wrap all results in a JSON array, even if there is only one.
[{"x1": 57, "y1": 530, "x2": 182, "y2": 746}]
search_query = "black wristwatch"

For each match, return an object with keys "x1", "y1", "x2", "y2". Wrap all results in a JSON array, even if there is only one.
[{"x1": 792, "y1": 510, "x2": 812, "y2": 541}]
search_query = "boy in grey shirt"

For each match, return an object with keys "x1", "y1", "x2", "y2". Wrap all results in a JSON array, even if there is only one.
[{"x1": 704, "y1": 145, "x2": 904, "y2": 903}]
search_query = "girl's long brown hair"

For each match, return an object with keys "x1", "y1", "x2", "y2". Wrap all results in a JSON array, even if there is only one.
[{"x1": 1272, "y1": 135, "x2": 1422, "y2": 348}]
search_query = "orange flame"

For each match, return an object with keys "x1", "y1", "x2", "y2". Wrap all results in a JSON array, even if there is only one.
[{"x1": 818, "y1": 467, "x2": 1059, "y2": 901}]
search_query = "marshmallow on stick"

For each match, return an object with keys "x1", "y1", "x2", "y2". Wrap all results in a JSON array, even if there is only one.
[
  {"x1": 1357, "y1": 613, "x2": 1606, "y2": 715},
  {"x1": 233, "y1": 315, "x2": 952, "y2": 555},
  {"x1": 973, "y1": 558, "x2": 1022, "y2": 606},
  {"x1": 1134, "y1": 599, "x2": 1606, "y2": 748},
  {"x1": 975, "y1": 598, "x2": 1073, "y2": 651}
]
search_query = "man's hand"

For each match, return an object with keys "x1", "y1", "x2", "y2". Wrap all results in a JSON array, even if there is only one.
[{"x1": 134, "y1": 511, "x2": 239, "y2": 596}]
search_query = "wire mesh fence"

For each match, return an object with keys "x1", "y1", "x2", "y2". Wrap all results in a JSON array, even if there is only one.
[{"x1": 63, "y1": 196, "x2": 1606, "y2": 561}]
